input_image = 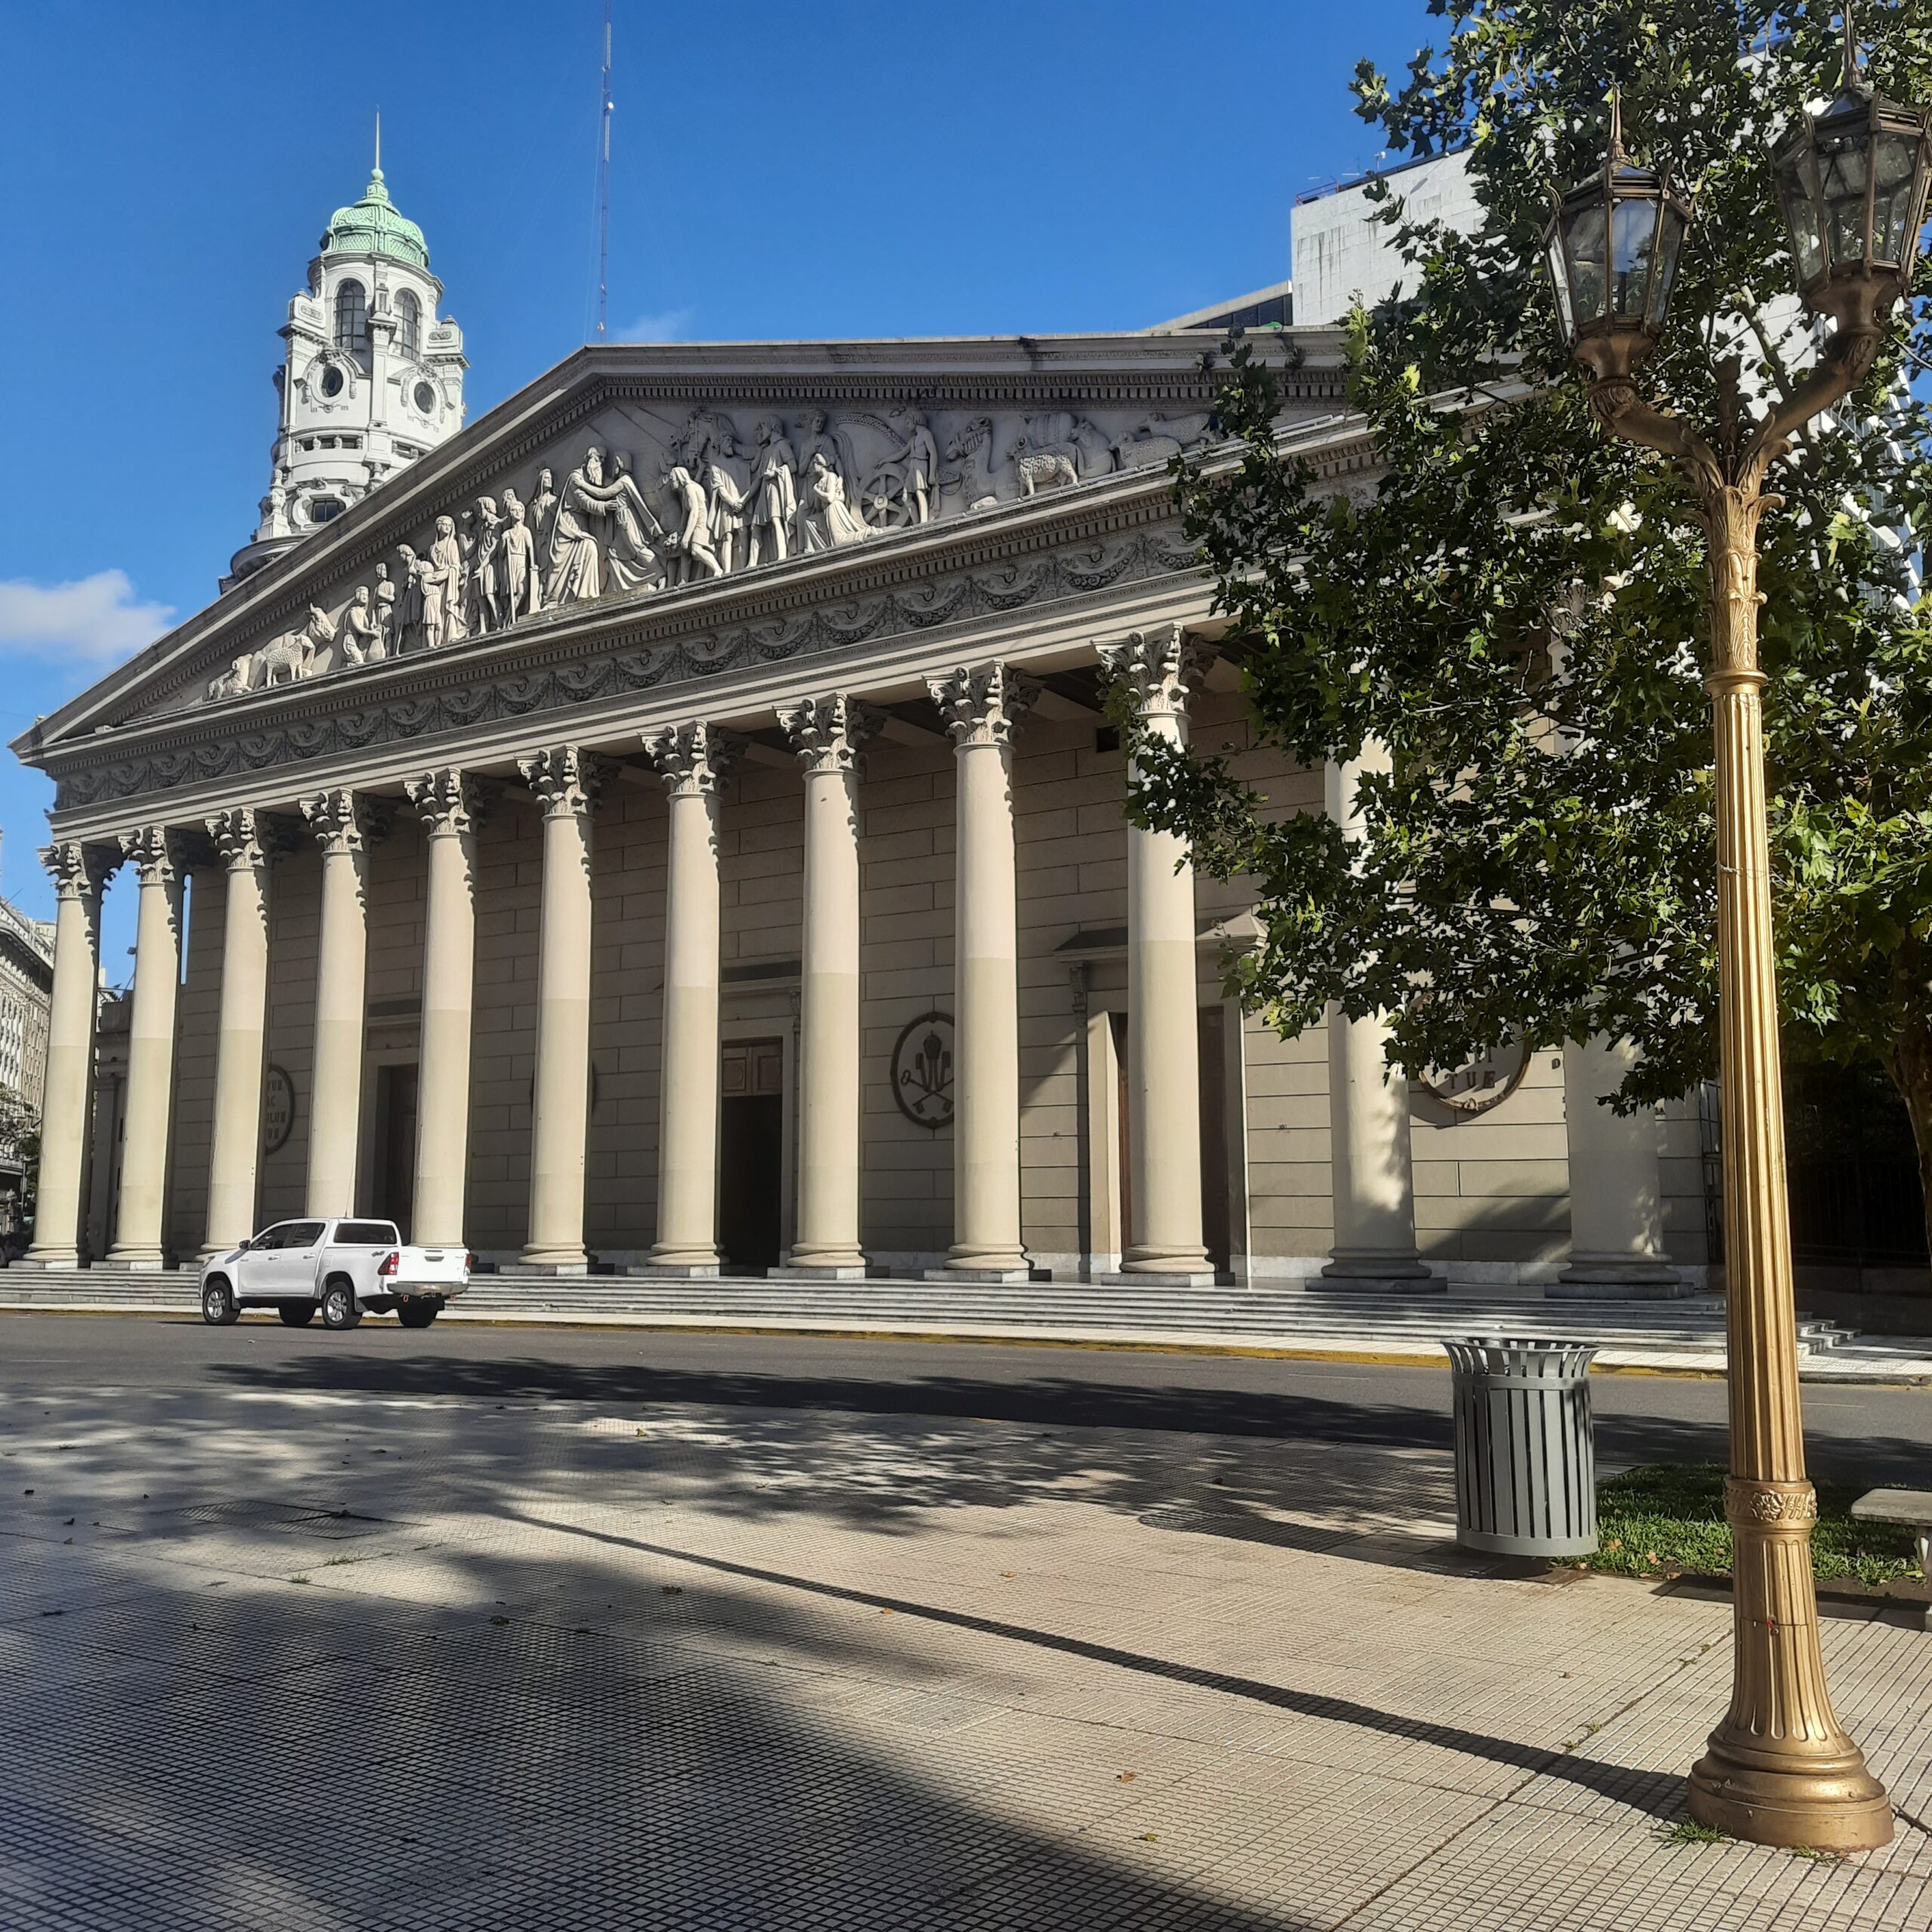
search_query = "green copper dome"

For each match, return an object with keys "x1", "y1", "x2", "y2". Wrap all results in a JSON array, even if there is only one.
[{"x1": 319, "y1": 166, "x2": 429, "y2": 270}]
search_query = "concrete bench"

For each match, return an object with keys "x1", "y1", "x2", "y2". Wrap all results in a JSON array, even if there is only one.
[{"x1": 1850, "y1": 1489, "x2": 1932, "y2": 1629}]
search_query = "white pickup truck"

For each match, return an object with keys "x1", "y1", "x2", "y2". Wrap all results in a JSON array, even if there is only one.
[{"x1": 198, "y1": 1219, "x2": 471, "y2": 1331}]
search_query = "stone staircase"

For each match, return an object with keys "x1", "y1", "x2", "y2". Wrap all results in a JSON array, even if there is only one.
[{"x1": 0, "y1": 1265, "x2": 1864, "y2": 1364}]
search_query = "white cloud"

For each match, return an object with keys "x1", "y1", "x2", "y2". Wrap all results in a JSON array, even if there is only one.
[
  {"x1": 616, "y1": 306, "x2": 694, "y2": 343},
  {"x1": 0, "y1": 570, "x2": 174, "y2": 665}
]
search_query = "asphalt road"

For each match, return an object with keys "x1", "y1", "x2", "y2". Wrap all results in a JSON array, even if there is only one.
[{"x1": 5, "y1": 1310, "x2": 1930, "y2": 1485}]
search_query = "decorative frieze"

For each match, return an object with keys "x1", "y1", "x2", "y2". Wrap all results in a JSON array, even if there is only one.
[
  {"x1": 779, "y1": 694, "x2": 885, "y2": 774},
  {"x1": 645, "y1": 721, "x2": 744, "y2": 798},
  {"x1": 927, "y1": 663, "x2": 1040, "y2": 749}
]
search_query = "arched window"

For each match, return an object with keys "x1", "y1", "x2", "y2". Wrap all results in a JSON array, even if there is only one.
[
  {"x1": 396, "y1": 289, "x2": 421, "y2": 359},
  {"x1": 333, "y1": 280, "x2": 369, "y2": 364}
]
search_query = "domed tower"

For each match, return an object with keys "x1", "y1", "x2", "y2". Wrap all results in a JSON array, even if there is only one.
[{"x1": 226, "y1": 140, "x2": 467, "y2": 589}]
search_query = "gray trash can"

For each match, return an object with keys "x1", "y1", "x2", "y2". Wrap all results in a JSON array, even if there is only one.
[{"x1": 1442, "y1": 1337, "x2": 1598, "y2": 1558}]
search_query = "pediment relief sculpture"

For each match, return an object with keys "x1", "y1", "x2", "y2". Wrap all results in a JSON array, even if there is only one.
[{"x1": 197, "y1": 398, "x2": 1229, "y2": 710}]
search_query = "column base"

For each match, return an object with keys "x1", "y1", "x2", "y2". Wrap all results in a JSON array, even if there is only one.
[
  {"x1": 1315, "y1": 1268, "x2": 1445, "y2": 1296},
  {"x1": 768, "y1": 1263, "x2": 869, "y2": 1282},
  {"x1": 924, "y1": 1267, "x2": 1034, "y2": 1285},
  {"x1": 519, "y1": 1260, "x2": 592, "y2": 1278},
  {"x1": 626, "y1": 1263, "x2": 723, "y2": 1278},
  {"x1": 98, "y1": 1252, "x2": 174, "y2": 1272},
  {"x1": 17, "y1": 1250, "x2": 83, "y2": 1270},
  {"x1": 1097, "y1": 1269, "x2": 1219, "y2": 1288},
  {"x1": 1324, "y1": 1248, "x2": 1432, "y2": 1281},
  {"x1": 1551, "y1": 1256, "x2": 1691, "y2": 1299}
]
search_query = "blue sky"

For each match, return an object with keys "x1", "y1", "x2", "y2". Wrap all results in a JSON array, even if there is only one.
[{"x1": 0, "y1": 0, "x2": 1435, "y2": 969}]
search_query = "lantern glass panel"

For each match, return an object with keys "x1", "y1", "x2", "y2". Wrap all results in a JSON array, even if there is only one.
[
  {"x1": 1816, "y1": 114, "x2": 1874, "y2": 266},
  {"x1": 1872, "y1": 128, "x2": 1926, "y2": 266},
  {"x1": 1647, "y1": 201, "x2": 1687, "y2": 327},
  {"x1": 1545, "y1": 228, "x2": 1576, "y2": 341},
  {"x1": 1609, "y1": 195, "x2": 1660, "y2": 318},
  {"x1": 1777, "y1": 146, "x2": 1828, "y2": 285},
  {"x1": 1562, "y1": 197, "x2": 1608, "y2": 325}
]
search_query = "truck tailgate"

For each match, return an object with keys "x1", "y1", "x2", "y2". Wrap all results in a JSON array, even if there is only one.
[{"x1": 395, "y1": 1247, "x2": 469, "y2": 1291}]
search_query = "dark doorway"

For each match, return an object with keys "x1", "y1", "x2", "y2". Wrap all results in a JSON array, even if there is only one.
[
  {"x1": 1109, "y1": 1005, "x2": 1233, "y2": 1276},
  {"x1": 719, "y1": 1039, "x2": 784, "y2": 1273},
  {"x1": 371, "y1": 1063, "x2": 418, "y2": 1237}
]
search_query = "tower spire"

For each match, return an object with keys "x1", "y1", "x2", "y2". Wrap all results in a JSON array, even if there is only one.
[{"x1": 374, "y1": 107, "x2": 381, "y2": 176}]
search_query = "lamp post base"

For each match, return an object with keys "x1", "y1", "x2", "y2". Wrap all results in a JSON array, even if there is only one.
[{"x1": 1687, "y1": 1746, "x2": 1892, "y2": 1851}]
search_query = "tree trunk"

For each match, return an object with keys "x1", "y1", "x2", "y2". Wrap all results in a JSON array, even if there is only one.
[{"x1": 1886, "y1": 938, "x2": 1932, "y2": 1270}]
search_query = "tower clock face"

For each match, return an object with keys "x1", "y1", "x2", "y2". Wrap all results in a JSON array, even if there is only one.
[
  {"x1": 413, "y1": 380, "x2": 436, "y2": 415},
  {"x1": 319, "y1": 365, "x2": 345, "y2": 399}
]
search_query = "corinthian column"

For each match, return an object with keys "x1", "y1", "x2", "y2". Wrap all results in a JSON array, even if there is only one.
[
  {"x1": 404, "y1": 770, "x2": 492, "y2": 1248},
  {"x1": 199, "y1": 810, "x2": 281, "y2": 1255},
  {"x1": 639, "y1": 721, "x2": 742, "y2": 1275},
  {"x1": 1097, "y1": 626, "x2": 1214, "y2": 1284},
  {"x1": 104, "y1": 828, "x2": 185, "y2": 1269},
  {"x1": 774, "y1": 693, "x2": 881, "y2": 1278},
  {"x1": 927, "y1": 663, "x2": 1038, "y2": 1281},
  {"x1": 23, "y1": 842, "x2": 117, "y2": 1267},
  {"x1": 301, "y1": 789, "x2": 387, "y2": 1218},
  {"x1": 1320, "y1": 750, "x2": 1432, "y2": 1289},
  {"x1": 518, "y1": 745, "x2": 612, "y2": 1272},
  {"x1": 1554, "y1": 1035, "x2": 1682, "y2": 1296}
]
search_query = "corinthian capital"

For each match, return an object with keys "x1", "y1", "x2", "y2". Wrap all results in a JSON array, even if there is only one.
[
  {"x1": 405, "y1": 768, "x2": 497, "y2": 837},
  {"x1": 518, "y1": 745, "x2": 617, "y2": 820},
  {"x1": 302, "y1": 788, "x2": 392, "y2": 857},
  {"x1": 1096, "y1": 623, "x2": 1208, "y2": 719},
  {"x1": 927, "y1": 663, "x2": 1040, "y2": 749},
  {"x1": 41, "y1": 841, "x2": 118, "y2": 903},
  {"x1": 645, "y1": 721, "x2": 745, "y2": 798},
  {"x1": 778, "y1": 693, "x2": 884, "y2": 775},
  {"x1": 118, "y1": 826, "x2": 183, "y2": 885},
  {"x1": 205, "y1": 808, "x2": 291, "y2": 873}
]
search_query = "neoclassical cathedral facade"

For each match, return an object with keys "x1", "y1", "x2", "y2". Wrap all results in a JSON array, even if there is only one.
[{"x1": 13, "y1": 165, "x2": 1702, "y2": 1293}]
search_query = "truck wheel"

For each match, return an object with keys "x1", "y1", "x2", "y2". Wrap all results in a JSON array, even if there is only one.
[
  {"x1": 396, "y1": 1301, "x2": 438, "y2": 1329},
  {"x1": 201, "y1": 1278, "x2": 238, "y2": 1326},
  {"x1": 278, "y1": 1303, "x2": 317, "y2": 1327},
  {"x1": 320, "y1": 1280, "x2": 361, "y2": 1331}
]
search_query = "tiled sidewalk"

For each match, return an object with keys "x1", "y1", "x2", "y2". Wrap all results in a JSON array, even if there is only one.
[{"x1": 2, "y1": 1374, "x2": 1930, "y2": 1928}]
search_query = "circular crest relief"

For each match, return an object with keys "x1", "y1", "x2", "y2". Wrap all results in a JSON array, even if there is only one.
[
  {"x1": 261, "y1": 1065, "x2": 297, "y2": 1154},
  {"x1": 891, "y1": 1011, "x2": 955, "y2": 1130},
  {"x1": 1420, "y1": 1038, "x2": 1528, "y2": 1118}
]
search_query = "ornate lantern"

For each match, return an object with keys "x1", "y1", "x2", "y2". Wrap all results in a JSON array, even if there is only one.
[
  {"x1": 1772, "y1": 22, "x2": 1932, "y2": 332},
  {"x1": 1543, "y1": 95, "x2": 1694, "y2": 380}
]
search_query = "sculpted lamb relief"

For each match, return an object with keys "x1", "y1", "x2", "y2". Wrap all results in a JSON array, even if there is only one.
[{"x1": 202, "y1": 401, "x2": 1219, "y2": 706}]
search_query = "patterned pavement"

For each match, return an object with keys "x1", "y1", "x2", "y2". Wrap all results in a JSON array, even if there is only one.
[{"x1": 2, "y1": 1365, "x2": 1930, "y2": 1928}]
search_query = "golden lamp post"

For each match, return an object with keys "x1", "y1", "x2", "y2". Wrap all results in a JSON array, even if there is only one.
[{"x1": 1542, "y1": 30, "x2": 1931, "y2": 1851}]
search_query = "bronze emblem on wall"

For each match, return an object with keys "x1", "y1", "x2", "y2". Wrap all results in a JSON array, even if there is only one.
[
  {"x1": 261, "y1": 1065, "x2": 297, "y2": 1154},
  {"x1": 891, "y1": 1012, "x2": 955, "y2": 1129}
]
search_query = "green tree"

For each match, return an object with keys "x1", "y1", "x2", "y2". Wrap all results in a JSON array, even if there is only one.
[
  {"x1": 0, "y1": 1084, "x2": 41, "y2": 1241},
  {"x1": 1128, "y1": 1, "x2": 1932, "y2": 1248}
]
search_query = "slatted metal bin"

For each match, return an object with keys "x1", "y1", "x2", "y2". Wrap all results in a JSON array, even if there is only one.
[{"x1": 1442, "y1": 1337, "x2": 1599, "y2": 1558}]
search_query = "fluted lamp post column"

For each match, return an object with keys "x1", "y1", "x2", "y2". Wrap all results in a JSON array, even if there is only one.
[
  {"x1": 927, "y1": 663, "x2": 1038, "y2": 1283},
  {"x1": 640, "y1": 721, "x2": 741, "y2": 1277},
  {"x1": 1543, "y1": 50, "x2": 1931, "y2": 1849},
  {"x1": 23, "y1": 842, "x2": 118, "y2": 1267}
]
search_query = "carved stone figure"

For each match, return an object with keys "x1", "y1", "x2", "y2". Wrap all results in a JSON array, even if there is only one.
[
  {"x1": 426, "y1": 515, "x2": 467, "y2": 646},
  {"x1": 498, "y1": 490, "x2": 542, "y2": 624},
  {"x1": 301, "y1": 603, "x2": 340, "y2": 675},
  {"x1": 256, "y1": 629, "x2": 312, "y2": 686},
  {"x1": 374, "y1": 561, "x2": 398, "y2": 656},
  {"x1": 1008, "y1": 436, "x2": 1079, "y2": 497},
  {"x1": 793, "y1": 410, "x2": 857, "y2": 547},
  {"x1": 463, "y1": 497, "x2": 504, "y2": 635},
  {"x1": 879, "y1": 408, "x2": 940, "y2": 524},
  {"x1": 341, "y1": 585, "x2": 384, "y2": 665},
  {"x1": 393, "y1": 543, "x2": 429, "y2": 653},
  {"x1": 662, "y1": 466, "x2": 723, "y2": 583},
  {"x1": 941, "y1": 417, "x2": 1002, "y2": 511},
  {"x1": 261, "y1": 482, "x2": 291, "y2": 540},
  {"x1": 1114, "y1": 411, "x2": 1216, "y2": 472},
  {"x1": 207, "y1": 654, "x2": 256, "y2": 701},
  {"x1": 746, "y1": 417, "x2": 798, "y2": 568},
  {"x1": 530, "y1": 467, "x2": 560, "y2": 564},
  {"x1": 602, "y1": 453, "x2": 665, "y2": 591},
  {"x1": 546, "y1": 448, "x2": 611, "y2": 605},
  {"x1": 796, "y1": 451, "x2": 871, "y2": 552}
]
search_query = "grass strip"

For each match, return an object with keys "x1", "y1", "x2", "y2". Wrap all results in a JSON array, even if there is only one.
[{"x1": 1570, "y1": 1463, "x2": 1921, "y2": 1589}]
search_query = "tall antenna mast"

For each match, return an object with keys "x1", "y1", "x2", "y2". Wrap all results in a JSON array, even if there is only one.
[{"x1": 595, "y1": 1, "x2": 613, "y2": 339}]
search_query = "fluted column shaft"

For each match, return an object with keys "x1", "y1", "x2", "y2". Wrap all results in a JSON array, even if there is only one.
[
  {"x1": 1558, "y1": 1035, "x2": 1678, "y2": 1291},
  {"x1": 1320, "y1": 749, "x2": 1429, "y2": 1284},
  {"x1": 643, "y1": 724, "x2": 740, "y2": 1275},
  {"x1": 778, "y1": 694, "x2": 878, "y2": 1276},
  {"x1": 106, "y1": 829, "x2": 184, "y2": 1268},
  {"x1": 24, "y1": 844, "x2": 115, "y2": 1266},
  {"x1": 201, "y1": 811, "x2": 276, "y2": 1254},
  {"x1": 1100, "y1": 626, "x2": 1212, "y2": 1281},
  {"x1": 929, "y1": 664, "x2": 1036, "y2": 1280},
  {"x1": 406, "y1": 771, "x2": 490, "y2": 1248},
  {"x1": 303, "y1": 791, "x2": 385, "y2": 1218},
  {"x1": 519, "y1": 747, "x2": 609, "y2": 1272}
]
